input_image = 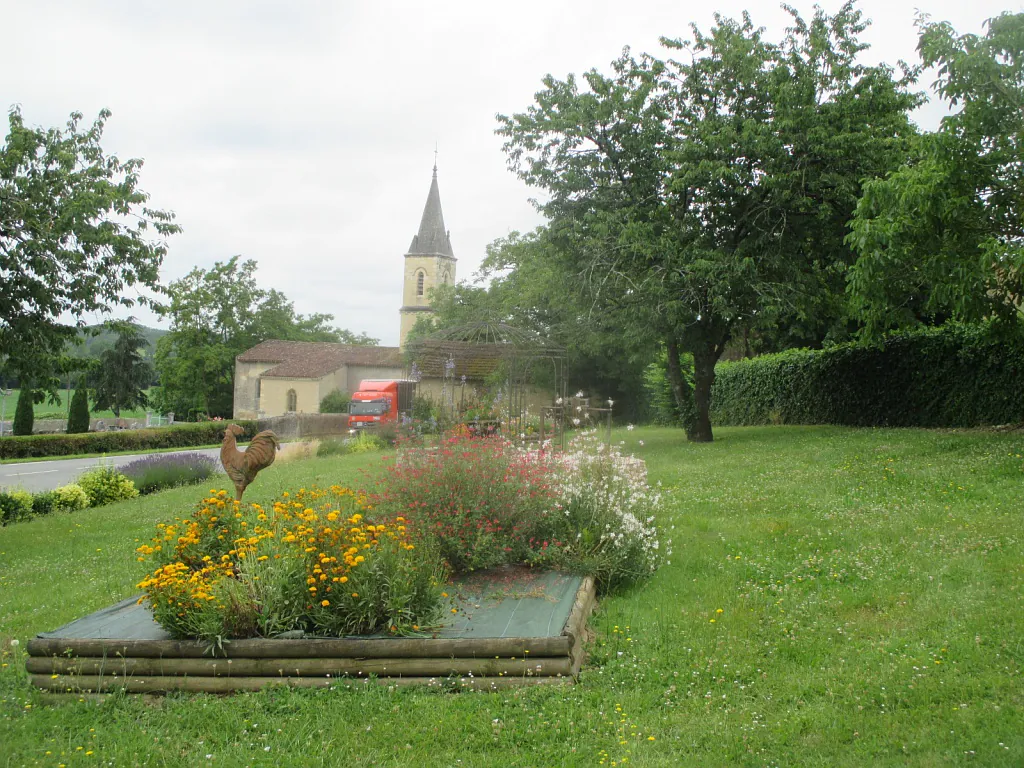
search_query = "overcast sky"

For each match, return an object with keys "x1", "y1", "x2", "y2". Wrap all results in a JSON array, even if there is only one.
[{"x1": 4, "y1": 0, "x2": 1020, "y2": 347}]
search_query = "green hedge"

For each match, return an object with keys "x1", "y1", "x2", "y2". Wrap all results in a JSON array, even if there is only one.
[
  {"x1": 0, "y1": 421, "x2": 257, "y2": 460},
  {"x1": 711, "y1": 324, "x2": 1024, "y2": 428}
]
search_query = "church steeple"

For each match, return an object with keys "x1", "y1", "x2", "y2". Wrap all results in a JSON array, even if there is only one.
[
  {"x1": 399, "y1": 162, "x2": 458, "y2": 348},
  {"x1": 407, "y1": 164, "x2": 454, "y2": 258}
]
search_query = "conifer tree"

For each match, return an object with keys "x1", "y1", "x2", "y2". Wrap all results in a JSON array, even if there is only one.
[
  {"x1": 67, "y1": 385, "x2": 90, "y2": 434},
  {"x1": 12, "y1": 388, "x2": 34, "y2": 436}
]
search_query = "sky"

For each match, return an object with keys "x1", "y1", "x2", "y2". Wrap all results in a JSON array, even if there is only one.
[{"x1": 3, "y1": 0, "x2": 1020, "y2": 347}]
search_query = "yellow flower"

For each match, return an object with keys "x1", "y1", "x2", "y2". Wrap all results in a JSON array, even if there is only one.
[
  {"x1": 321, "y1": 600, "x2": 330, "y2": 607},
  {"x1": 351, "y1": 592, "x2": 359, "y2": 598}
]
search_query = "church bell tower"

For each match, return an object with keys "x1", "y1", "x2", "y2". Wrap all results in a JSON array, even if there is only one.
[{"x1": 399, "y1": 163, "x2": 457, "y2": 348}]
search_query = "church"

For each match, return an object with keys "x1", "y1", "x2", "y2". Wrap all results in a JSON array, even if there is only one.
[{"x1": 232, "y1": 164, "x2": 457, "y2": 419}]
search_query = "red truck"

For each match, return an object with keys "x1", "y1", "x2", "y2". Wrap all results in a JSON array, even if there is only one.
[{"x1": 347, "y1": 379, "x2": 416, "y2": 430}]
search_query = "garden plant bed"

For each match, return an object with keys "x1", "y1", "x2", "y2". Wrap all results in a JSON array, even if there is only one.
[{"x1": 26, "y1": 568, "x2": 595, "y2": 694}]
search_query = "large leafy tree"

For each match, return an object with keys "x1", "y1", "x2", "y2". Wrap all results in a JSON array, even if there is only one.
[
  {"x1": 498, "y1": 3, "x2": 919, "y2": 440},
  {"x1": 154, "y1": 256, "x2": 377, "y2": 419},
  {"x1": 410, "y1": 232, "x2": 659, "y2": 423},
  {"x1": 847, "y1": 12, "x2": 1024, "y2": 333},
  {"x1": 0, "y1": 107, "x2": 179, "y2": 383},
  {"x1": 92, "y1": 320, "x2": 152, "y2": 418}
]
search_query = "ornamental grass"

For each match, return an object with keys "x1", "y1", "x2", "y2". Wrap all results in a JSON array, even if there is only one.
[{"x1": 137, "y1": 487, "x2": 445, "y2": 642}]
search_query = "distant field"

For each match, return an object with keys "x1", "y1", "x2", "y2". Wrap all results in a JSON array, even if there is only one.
[{"x1": 1, "y1": 389, "x2": 156, "y2": 422}]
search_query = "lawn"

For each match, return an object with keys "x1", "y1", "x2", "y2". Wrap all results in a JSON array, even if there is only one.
[
  {"x1": 1, "y1": 389, "x2": 155, "y2": 422},
  {"x1": 1, "y1": 426, "x2": 1022, "y2": 766}
]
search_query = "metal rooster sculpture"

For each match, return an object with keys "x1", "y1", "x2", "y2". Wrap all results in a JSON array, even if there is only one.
[{"x1": 220, "y1": 424, "x2": 280, "y2": 501}]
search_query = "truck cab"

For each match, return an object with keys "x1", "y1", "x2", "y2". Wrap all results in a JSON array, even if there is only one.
[{"x1": 347, "y1": 379, "x2": 416, "y2": 430}]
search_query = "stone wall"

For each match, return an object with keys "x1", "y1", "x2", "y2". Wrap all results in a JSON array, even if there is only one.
[{"x1": 256, "y1": 413, "x2": 351, "y2": 441}]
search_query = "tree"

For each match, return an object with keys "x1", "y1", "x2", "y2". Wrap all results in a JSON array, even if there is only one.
[
  {"x1": 154, "y1": 257, "x2": 377, "y2": 419},
  {"x1": 0, "y1": 107, "x2": 180, "y2": 383},
  {"x1": 92, "y1": 320, "x2": 152, "y2": 418},
  {"x1": 67, "y1": 383, "x2": 90, "y2": 433},
  {"x1": 497, "y1": 3, "x2": 919, "y2": 440},
  {"x1": 847, "y1": 12, "x2": 1024, "y2": 334},
  {"x1": 12, "y1": 387, "x2": 34, "y2": 436}
]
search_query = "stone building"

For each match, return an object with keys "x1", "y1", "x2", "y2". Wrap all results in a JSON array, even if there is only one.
[{"x1": 232, "y1": 164, "x2": 456, "y2": 419}]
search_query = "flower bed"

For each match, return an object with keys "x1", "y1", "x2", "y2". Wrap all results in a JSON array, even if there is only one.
[
  {"x1": 138, "y1": 431, "x2": 666, "y2": 642},
  {"x1": 137, "y1": 487, "x2": 444, "y2": 642}
]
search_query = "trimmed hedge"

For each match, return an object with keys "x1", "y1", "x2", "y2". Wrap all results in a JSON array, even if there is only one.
[
  {"x1": 711, "y1": 324, "x2": 1024, "y2": 428},
  {"x1": 0, "y1": 421, "x2": 257, "y2": 460}
]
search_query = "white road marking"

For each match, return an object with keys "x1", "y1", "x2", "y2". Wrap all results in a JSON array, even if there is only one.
[{"x1": 2, "y1": 469, "x2": 60, "y2": 475}]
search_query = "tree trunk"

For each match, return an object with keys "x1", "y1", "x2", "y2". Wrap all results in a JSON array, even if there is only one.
[
  {"x1": 689, "y1": 349, "x2": 717, "y2": 443},
  {"x1": 665, "y1": 339, "x2": 697, "y2": 440},
  {"x1": 666, "y1": 334, "x2": 727, "y2": 443}
]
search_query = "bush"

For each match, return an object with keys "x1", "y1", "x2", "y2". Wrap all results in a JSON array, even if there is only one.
[
  {"x1": 0, "y1": 490, "x2": 34, "y2": 525},
  {"x1": 31, "y1": 491, "x2": 57, "y2": 517},
  {"x1": 67, "y1": 386, "x2": 90, "y2": 433},
  {"x1": 316, "y1": 438, "x2": 348, "y2": 457},
  {"x1": 77, "y1": 465, "x2": 139, "y2": 506},
  {"x1": 137, "y1": 487, "x2": 444, "y2": 641},
  {"x1": 13, "y1": 389, "x2": 34, "y2": 436},
  {"x1": 710, "y1": 323, "x2": 1024, "y2": 428},
  {"x1": 533, "y1": 432, "x2": 667, "y2": 590},
  {"x1": 0, "y1": 421, "x2": 257, "y2": 460},
  {"x1": 120, "y1": 452, "x2": 218, "y2": 495},
  {"x1": 319, "y1": 389, "x2": 351, "y2": 414},
  {"x1": 373, "y1": 436, "x2": 557, "y2": 572},
  {"x1": 53, "y1": 484, "x2": 90, "y2": 513}
]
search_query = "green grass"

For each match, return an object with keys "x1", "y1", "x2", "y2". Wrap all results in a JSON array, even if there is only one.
[
  {"x1": 2, "y1": 426, "x2": 1023, "y2": 766},
  {"x1": 3, "y1": 389, "x2": 155, "y2": 421}
]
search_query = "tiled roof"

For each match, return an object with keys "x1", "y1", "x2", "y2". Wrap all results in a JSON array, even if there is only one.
[{"x1": 237, "y1": 340, "x2": 402, "y2": 379}]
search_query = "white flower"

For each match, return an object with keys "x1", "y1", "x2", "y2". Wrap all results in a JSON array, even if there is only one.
[
  {"x1": 638, "y1": 440, "x2": 644, "y2": 446},
  {"x1": 576, "y1": 390, "x2": 584, "y2": 398},
  {"x1": 626, "y1": 424, "x2": 635, "y2": 431},
  {"x1": 607, "y1": 398, "x2": 614, "y2": 406},
  {"x1": 572, "y1": 418, "x2": 581, "y2": 426}
]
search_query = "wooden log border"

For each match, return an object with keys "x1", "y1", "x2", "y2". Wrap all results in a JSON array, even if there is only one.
[
  {"x1": 27, "y1": 635, "x2": 571, "y2": 660},
  {"x1": 26, "y1": 654, "x2": 571, "y2": 679},
  {"x1": 30, "y1": 673, "x2": 571, "y2": 694},
  {"x1": 27, "y1": 575, "x2": 597, "y2": 691}
]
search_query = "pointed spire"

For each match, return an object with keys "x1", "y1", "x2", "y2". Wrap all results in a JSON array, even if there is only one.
[{"x1": 407, "y1": 162, "x2": 454, "y2": 258}]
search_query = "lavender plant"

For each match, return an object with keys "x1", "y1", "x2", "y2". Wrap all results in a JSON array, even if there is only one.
[{"x1": 119, "y1": 452, "x2": 218, "y2": 495}]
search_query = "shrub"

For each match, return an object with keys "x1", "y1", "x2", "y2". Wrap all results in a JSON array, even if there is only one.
[
  {"x1": 12, "y1": 389, "x2": 34, "y2": 436},
  {"x1": 348, "y1": 432, "x2": 385, "y2": 453},
  {"x1": 533, "y1": 432, "x2": 667, "y2": 590},
  {"x1": 52, "y1": 484, "x2": 90, "y2": 513},
  {"x1": 77, "y1": 465, "x2": 139, "y2": 506},
  {"x1": 67, "y1": 386, "x2": 90, "y2": 433},
  {"x1": 0, "y1": 421, "x2": 258, "y2": 460},
  {"x1": 0, "y1": 490, "x2": 34, "y2": 525},
  {"x1": 319, "y1": 389, "x2": 351, "y2": 414},
  {"x1": 372, "y1": 436, "x2": 558, "y2": 572},
  {"x1": 120, "y1": 452, "x2": 218, "y2": 495},
  {"x1": 316, "y1": 438, "x2": 348, "y2": 457},
  {"x1": 710, "y1": 323, "x2": 1024, "y2": 428},
  {"x1": 31, "y1": 491, "x2": 57, "y2": 517},
  {"x1": 137, "y1": 487, "x2": 444, "y2": 641}
]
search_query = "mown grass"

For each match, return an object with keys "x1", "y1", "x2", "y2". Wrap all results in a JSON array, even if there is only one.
[
  {"x1": 1, "y1": 426, "x2": 1022, "y2": 766},
  {"x1": 3, "y1": 389, "x2": 154, "y2": 422}
]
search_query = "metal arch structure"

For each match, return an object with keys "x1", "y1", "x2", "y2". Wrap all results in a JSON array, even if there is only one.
[{"x1": 404, "y1": 321, "x2": 568, "y2": 445}]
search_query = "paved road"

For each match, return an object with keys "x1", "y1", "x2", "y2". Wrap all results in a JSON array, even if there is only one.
[{"x1": 0, "y1": 448, "x2": 224, "y2": 493}]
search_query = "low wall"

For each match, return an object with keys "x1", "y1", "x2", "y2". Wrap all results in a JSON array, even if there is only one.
[
  {"x1": 256, "y1": 413, "x2": 350, "y2": 441},
  {"x1": 0, "y1": 418, "x2": 148, "y2": 435}
]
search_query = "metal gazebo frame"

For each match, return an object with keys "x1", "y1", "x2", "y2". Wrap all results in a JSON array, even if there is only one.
[{"x1": 404, "y1": 321, "x2": 568, "y2": 447}]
